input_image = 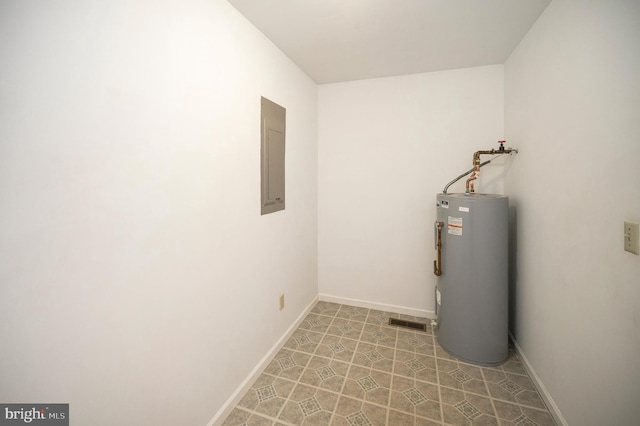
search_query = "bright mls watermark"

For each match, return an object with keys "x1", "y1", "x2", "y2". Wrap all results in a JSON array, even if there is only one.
[{"x1": 0, "y1": 405, "x2": 68, "y2": 425}]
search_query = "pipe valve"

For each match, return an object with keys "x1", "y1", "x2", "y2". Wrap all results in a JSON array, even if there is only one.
[{"x1": 465, "y1": 141, "x2": 518, "y2": 194}]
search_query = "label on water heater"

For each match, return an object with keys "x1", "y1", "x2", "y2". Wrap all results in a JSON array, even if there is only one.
[{"x1": 448, "y1": 216, "x2": 463, "y2": 236}]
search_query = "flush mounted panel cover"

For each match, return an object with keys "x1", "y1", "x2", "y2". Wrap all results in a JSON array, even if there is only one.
[{"x1": 261, "y1": 97, "x2": 286, "y2": 215}]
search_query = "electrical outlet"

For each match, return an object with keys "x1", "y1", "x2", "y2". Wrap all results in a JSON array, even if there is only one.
[
  {"x1": 279, "y1": 294, "x2": 285, "y2": 311},
  {"x1": 624, "y1": 221, "x2": 639, "y2": 255}
]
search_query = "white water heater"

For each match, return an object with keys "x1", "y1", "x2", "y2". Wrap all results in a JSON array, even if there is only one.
[{"x1": 434, "y1": 193, "x2": 509, "y2": 366}]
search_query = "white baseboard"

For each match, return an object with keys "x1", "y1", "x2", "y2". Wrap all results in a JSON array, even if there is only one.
[
  {"x1": 206, "y1": 295, "x2": 319, "y2": 426},
  {"x1": 206, "y1": 294, "x2": 433, "y2": 425},
  {"x1": 318, "y1": 293, "x2": 435, "y2": 319},
  {"x1": 509, "y1": 332, "x2": 567, "y2": 426}
]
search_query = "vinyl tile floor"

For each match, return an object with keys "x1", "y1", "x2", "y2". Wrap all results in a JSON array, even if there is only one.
[{"x1": 221, "y1": 301, "x2": 556, "y2": 426}]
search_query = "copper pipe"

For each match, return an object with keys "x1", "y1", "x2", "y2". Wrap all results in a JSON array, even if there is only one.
[
  {"x1": 443, "y1": 160, "x2": 492, "y2": 194},
  {"x1": 465, "y1": 146, "x2": 517, "y2": 193},
  {"x1": 434, "y1": 221, "x2": 444, "y2": 276}
]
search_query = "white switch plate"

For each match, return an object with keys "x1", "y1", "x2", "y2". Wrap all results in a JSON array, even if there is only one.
[{"x1": 624, "y1": 221, "x2": 639, "y2": 255}]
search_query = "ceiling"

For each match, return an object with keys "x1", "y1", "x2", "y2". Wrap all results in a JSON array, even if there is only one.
[{"x1": 227, "y1": 0, "x2": 551, "y2": 84}]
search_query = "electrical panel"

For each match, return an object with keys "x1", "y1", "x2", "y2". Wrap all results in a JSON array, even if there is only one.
[{"x1": 261, "y1": 97, "x2": 286, "y2": 215}]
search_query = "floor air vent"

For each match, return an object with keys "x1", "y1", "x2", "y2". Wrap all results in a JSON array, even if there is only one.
[{"x1": 388, "y1": 318, "x2": 427, "y2": 332}]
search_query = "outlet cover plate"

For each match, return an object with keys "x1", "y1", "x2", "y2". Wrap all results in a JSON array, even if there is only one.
[{"x1": 624, "y1": 221, "x2": 639, "y2": 255}]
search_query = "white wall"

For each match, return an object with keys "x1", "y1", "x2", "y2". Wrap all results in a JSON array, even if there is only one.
[
  {"x1": 318, "y1": 66, "x2": 505, "y2": 315},
  {"x1": 0, "y1": 1, "x2": 317, "y2": 425},
  {"x1": 505, "y1": 0, "x2": 640, "y2": 424}
]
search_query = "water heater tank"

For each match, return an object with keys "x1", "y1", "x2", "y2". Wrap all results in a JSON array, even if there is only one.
[{"x1": 435, "y1": 193, "x2": 509, "y2": 366}]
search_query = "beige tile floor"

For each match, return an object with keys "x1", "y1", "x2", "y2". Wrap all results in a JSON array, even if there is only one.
[{"x1": 221, "y1": 301, "x2": 556, "y2": 426}]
